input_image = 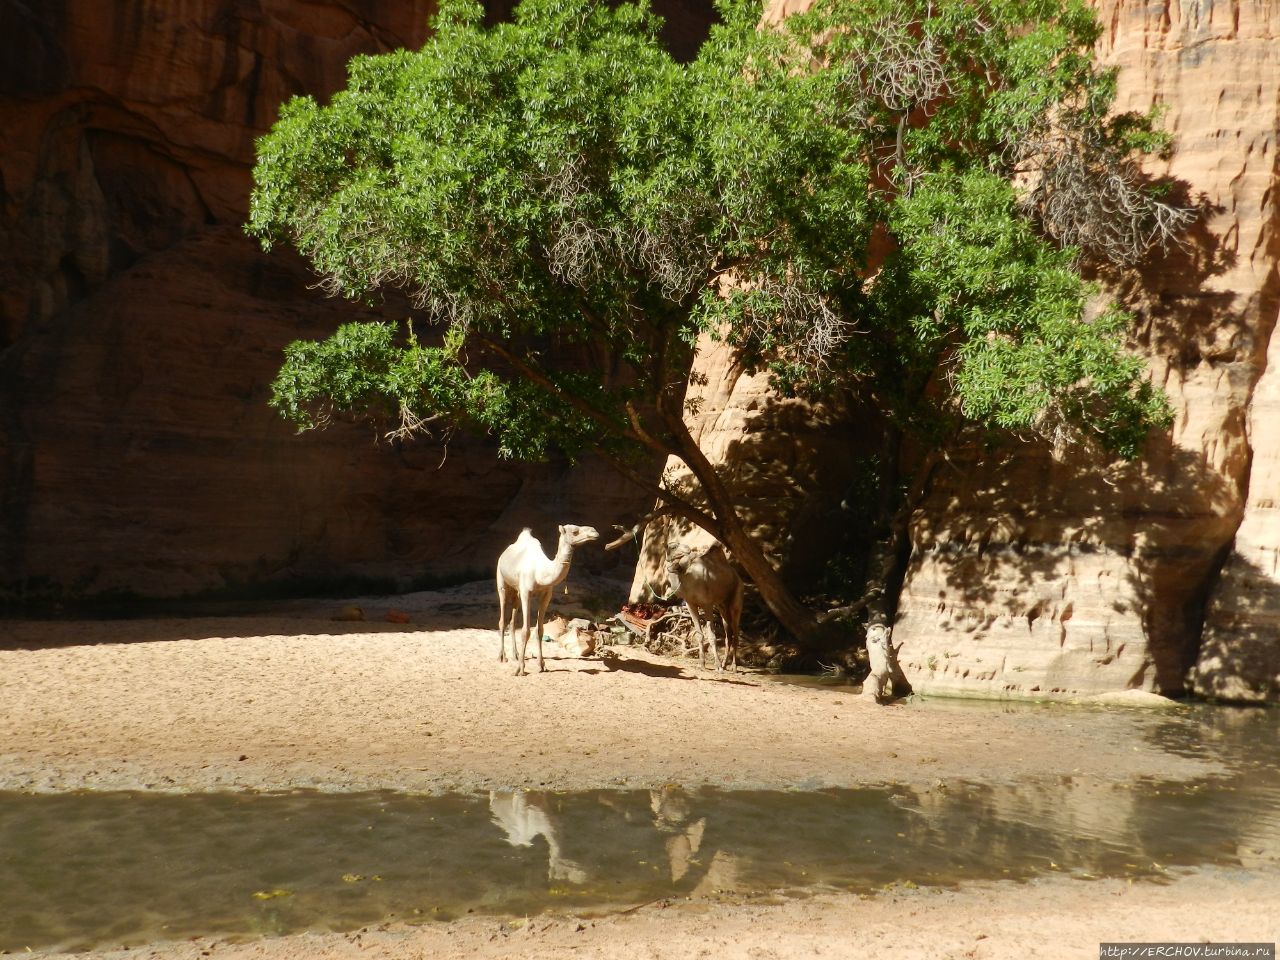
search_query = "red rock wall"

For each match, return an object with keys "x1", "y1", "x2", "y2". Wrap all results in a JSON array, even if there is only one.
[{"x1": 0, "y1": 1, "x2": 652, "y2": 603}]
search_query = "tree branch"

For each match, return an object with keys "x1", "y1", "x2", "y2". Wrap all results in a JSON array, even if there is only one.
[
  {"x1": 594, "y1": 450, "x2": 721, "y2": 541},
  {"x1": 662, "y1": 405, "x2": 749, "y2": 541},
  {"x1": 471, "y1": 331, "x2": 674, "y2": 458},
  {"x1": 605, "y1": 506, "x2": 678, "y2": 551}
]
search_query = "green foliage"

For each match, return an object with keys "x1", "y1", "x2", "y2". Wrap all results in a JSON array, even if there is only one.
[
  {"x1": 248, "y1": 0, "x2": 1179, "y2": 466},
  {"x1": 866, "y1": 168, "x2": 1172, "y2": 455}
]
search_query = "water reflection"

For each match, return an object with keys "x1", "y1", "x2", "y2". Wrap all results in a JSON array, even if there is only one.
[
  {"x1": 1, "y1": 707, "x2": 1276, "y2": 954},
  {"x1": 650, "y1": 785, "x2": 708, "y2": 883},
  {"x1": 488, "y1": 790, "x2": 588, "y2": 883}
]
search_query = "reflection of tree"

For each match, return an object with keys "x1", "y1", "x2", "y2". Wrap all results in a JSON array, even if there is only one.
[{"x1": 650, "y1": 786, "x2": 707, "y2": 883}]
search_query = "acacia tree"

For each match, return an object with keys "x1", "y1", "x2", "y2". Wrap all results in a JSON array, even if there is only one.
[{"x1": 248, "y1": 0, "x2": 1184, "y2": 644}]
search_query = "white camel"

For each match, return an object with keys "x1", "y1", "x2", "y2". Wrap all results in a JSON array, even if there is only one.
[
  {"x1": 664, "y1": 540, "x2": 745, "y2": 672},
  {"x1": 497, "y1": 524, "x2": 599, "y2": 676}
]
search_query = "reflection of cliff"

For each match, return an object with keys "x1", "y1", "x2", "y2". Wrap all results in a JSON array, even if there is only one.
[
  {"x1": 895, "y1": 709, "x2": 1280, "y2": 880},
  {"x1": 0, "y1": 2, "x2": 656, "y2": 602},
  {"x1": 899, "y1": 778, "x2": 1145, "y2": 877},
  {"x1": 639, "y1": 772, "x2": 1278, "y2": 892}
]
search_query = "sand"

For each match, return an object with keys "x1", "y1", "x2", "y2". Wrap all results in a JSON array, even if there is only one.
[{"x1": 2, "y1": 579, "x2": 1276, "y2": 958}]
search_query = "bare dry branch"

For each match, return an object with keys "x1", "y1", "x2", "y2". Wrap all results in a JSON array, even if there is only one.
[
  {"x1": 383, "y1": 404, "x2": 445, "y2": 443},
  {"x1": 1017, "y1": 123, "x2": 1197, "y2": 265},
  {"x1": 605, "y1": 506, "x2": 680, "y2": 551},
  {"x1": 739, "y1": 271, "x2": 853, "y2": 369}
]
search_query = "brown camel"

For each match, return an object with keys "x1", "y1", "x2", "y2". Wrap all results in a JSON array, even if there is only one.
[{"x1": 664, "y1": 540, "x2": 745, "y2": 672}]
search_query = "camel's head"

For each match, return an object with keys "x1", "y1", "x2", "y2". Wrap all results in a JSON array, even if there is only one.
[
  {"x1": 664, "y1": 541, "x2": 695, "y2": 575},
  {"x1": 559, "y1": 524, "x2": 600, "y2": 547}
]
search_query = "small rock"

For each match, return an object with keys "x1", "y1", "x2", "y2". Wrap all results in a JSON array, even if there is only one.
[
  {"x1": 542, "y1": 616, "x2": 570, "y2": 641},
  {"x1": 559, "y1": 629, "x2": 597, "y2": 658}
]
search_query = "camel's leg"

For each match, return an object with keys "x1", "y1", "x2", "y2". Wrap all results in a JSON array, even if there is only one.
[
  {"x1": 497, "y1": 576, "x2": 510, "y2": 662},
  {"x1": 502, "y1": 595, "x2": 519, "y2": 663},
  {"x1": 716, "y1": 610, "x2": 732, "y2": 672},
  {"x1": 535, "y1": 590, "x2": 553, "y2": 673},
  {"x1": 515, "y1": 588, "x2": 533, "y2": 676},
  {"x1": 685, "y1": 603, "x2": 705, "y2": 668},
  {"x1": 687, "y1": 604, "x2": 718, "y2": 671},
  {"x1": 722, "y1": 596, "x2": 741, "y2": 672}
]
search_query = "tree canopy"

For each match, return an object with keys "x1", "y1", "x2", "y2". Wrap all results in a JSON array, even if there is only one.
[{"x1": 248, "y1": 0, "x2": 1184, "y2": 643}]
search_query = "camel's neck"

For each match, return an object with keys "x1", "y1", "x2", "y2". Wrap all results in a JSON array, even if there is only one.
[{"x1": 536, "y1": 538, "x2": 576, "y2": 587}]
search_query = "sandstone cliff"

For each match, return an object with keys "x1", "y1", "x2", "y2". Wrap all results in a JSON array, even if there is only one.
[
  {"x1": 1186, "y1": 0, "x2": 1280, "y2": 704},
  {"x1": 665, "y1": 0, "x2": 1278, "y2": 701},
  {"x1": 0, "y1": 1, "x2": 651, "y2": 604},
  {"x1": 627, "y1": 333, "x2": 881, "y2": 604},
  {"x1": 4, "y1": 0, "x2": 1276, "y2": 707},
  {"x1": 892, "y1": 0, "x2": 1279, "y2": 702}
]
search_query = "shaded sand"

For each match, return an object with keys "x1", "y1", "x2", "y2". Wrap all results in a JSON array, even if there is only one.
[{"x1": 2, "y1": 578, "x2": 1276, "y2": 958}]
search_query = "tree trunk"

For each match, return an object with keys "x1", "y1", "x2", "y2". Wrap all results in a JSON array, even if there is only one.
[
  {"x1": 662, "y1": 408, "x2": 826, "y2": 646},
  {"x1": 719, "y1": 519, "x2": 824, "y2": 643},
  {"x1": 854, "y1": 445, "x2": 945, "y2": 626}
]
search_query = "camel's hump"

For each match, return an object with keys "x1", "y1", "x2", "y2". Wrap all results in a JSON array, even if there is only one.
[{"x1": 509, "y1": 527, "x2": 540, "y2": 550}]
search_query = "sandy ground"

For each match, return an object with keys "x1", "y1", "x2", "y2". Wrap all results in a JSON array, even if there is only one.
[
  {"x1": 61, "y1": 872, "x2": 1280, "y2": 960},
  {"x1": 2, "y1": 579, "x2": 1277, "y2": 958}
]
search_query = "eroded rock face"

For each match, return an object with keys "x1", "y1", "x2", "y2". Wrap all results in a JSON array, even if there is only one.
[
  {"x1": 894, "y1": 0, "x2": 1280, "y2": 700},
  {"x1": 1197, "y1": 378, "x2": 1280, "y2": 702},
  {"x1": 663, "y1": 0, "x2": 1279, "y2": 700},
  {"x1": 0, "y1": 1, "x2": 650, "y2": 602},
  {"x1": 884, "y1": 0, "x2": 1279, "y2": 700}
]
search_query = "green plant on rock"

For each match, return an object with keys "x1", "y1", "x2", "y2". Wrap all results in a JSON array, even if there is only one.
[{"x1": 248, "y1": 0, "x2": 1185, "y2": 647}]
